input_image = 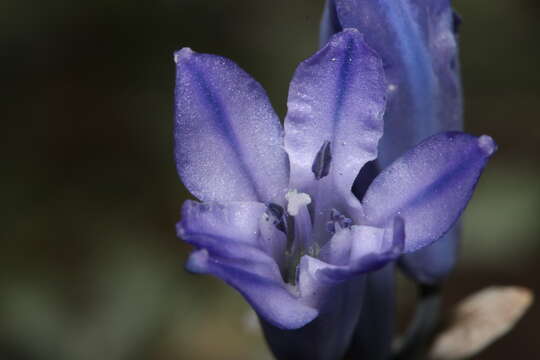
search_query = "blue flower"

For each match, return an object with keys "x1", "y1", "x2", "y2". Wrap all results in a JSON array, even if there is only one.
[{"x1": 174, "y1": 29, "x2": 494, "y2": 360}]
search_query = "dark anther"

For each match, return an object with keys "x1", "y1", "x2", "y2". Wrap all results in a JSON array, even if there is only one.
[
  {"x1": 267, "y1": 203, "x2": 284, "y2": 218},
  {"x1": 266, "y1": 203, "x2": 286, "y2": 233},
  {"x1": 312, "y1": 140, "x2": 332, "y2": 180},
  {"x1": 326, "y1": 208, "x2": 352, "y2": 234}
]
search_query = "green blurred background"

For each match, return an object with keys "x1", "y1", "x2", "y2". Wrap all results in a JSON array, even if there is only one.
[{"x1": 1, "y1": 0, "x2": 539, "y2": 359}]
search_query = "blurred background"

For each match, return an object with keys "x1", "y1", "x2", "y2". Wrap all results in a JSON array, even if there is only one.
[{"x1": 1, "y1": 0, "x2": 539, "y2": 359}]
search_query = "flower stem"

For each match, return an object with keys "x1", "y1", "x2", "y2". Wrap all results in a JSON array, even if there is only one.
[{"x1": 393, "y1": 284, "x2": 441, "y2": 360}]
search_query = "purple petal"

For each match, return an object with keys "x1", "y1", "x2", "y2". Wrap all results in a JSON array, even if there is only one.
[
  {"x1": 174, "y1": 48, "x2": 288, "y2": 203},
  {"x1": 265, "y1": 227, "x2": 396, "y2": 359},
  {"x1": 303, "y1": 220, "x2": 404, "y2": 287},
  {"x1": 179, "y1": 200, "x2": 266, "y2": 248},
  {"x1": 178, "y1": 201, "x2": 317, "y2": 329},
  {"x1": 362, "y1": 132, "x2": 497, "y2": 253},
  {"x1": 399, "y1": 227, "x2": 458, "y2": 284},
  {"x1": 179, "y1": 201, "x2": 282, "y2": 280},
  {"x1": 179, "y1": 200, "x2": 287, "y2": 269},
  {"x1": 187, "y1": 250, "x2": 318, "y2": 330},
  {"x1": 290, "y1": 223, "x2": 398, "y2": 358},
  {"x1": 284, "y1": 29, "x2": 386, "y2": 196},
  {"x1": 260, "y1": 276, "x2": 365, "y2": 360}
]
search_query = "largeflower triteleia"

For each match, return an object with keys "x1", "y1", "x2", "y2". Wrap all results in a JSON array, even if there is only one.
[
  {"x1": 175, "y1": 29, "x2": 495, "y2": 360},
  {"x1": 321, "y1": 0, "x2": 464, "y2": 285}
]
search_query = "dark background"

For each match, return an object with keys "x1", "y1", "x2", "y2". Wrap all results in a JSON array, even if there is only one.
[{"x1": 2, "y1": 0, "x2": 539, "y2": 359}]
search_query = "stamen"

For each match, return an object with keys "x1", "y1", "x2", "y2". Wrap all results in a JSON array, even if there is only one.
[{"x1": 326, "y1": 208, "x2": 353, "y2": 234}]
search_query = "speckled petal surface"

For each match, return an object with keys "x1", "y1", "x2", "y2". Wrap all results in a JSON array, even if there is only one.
[
  {"x1": 284, "y1": 29, "x2": 386, "y2": 196},
  {"x1": 362, "y1": 132, "x2": 497, "y2": 253},
  {"x1": 174, "y1": 48, "x2": 289, "y2": 203},
  {"x1": 178, "y1": 200, "x2": 267, "y2": 248}
]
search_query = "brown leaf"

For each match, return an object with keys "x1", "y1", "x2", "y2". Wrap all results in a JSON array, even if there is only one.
[{"x1": 428, "y1": 286, "x2": 533, "y2": 360}]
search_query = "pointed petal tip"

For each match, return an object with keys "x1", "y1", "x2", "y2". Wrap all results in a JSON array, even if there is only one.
[
  {"x1": 174, "y1": 47, "x2": 195, "y2": 64},
  {"x1": 285, "y1": 25, "x2": 385, "y2": 194},
  {"x1": 323, "y1": 27, "x2": 385, "y2": 86},
  {"x1": 363, "y1": 131, "x2": 496, "y2": 254},
  {"x1": 174, "y1": 48, "x2": 288, "y2": 203},
  {"x1": 326, "y1": 27, "x2": 366, "y2": 50},
  {"x1": 478, "y1": 135, "x2": 497, "y2": 156},
  {"x1": 327, "y1": 28, "x2": 382, "y2": 64}
]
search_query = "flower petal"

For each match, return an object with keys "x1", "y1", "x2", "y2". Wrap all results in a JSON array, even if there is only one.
[
  {"x1": 332, "y1": 0, "x2": 462, "y2": 167},
  {"x1": 187, "y1": 249, "x2": 318, "y2": 330},
  {"x1": 260, "y1": 275, "x2": 365, "y2": 360},
  {"x1": 178, "y1": 201, "x2": 317, "y2": 329},
  {"x1": 268, "y1": 233, "x2": 396, "y2": 359},
  {"x1": 179, "y1": 200, "x2": 288, "y2": 268},
  {"x1": 297, "y1": 221, "x2": 402, "y2": 309},
  {"x1": 174, "y1": 48, "x2": 288, "y2": 203},
  {"x1": 179, "y1": 200, "x2": 266, "y2": 248},
  {"x1": 399, "y1": 227, "x2": 459, "y2": 284},
  {"x1": 284, "y1": 28, "x2": 386, "y2": 196},
  {"x1": 313, "y1": 220, "x2": 403, "y2": 283},
  {"x1": 362, "y1": 132, "x2": 496, "y2": 253},
  {"x1": 259, "y1": 221, "x2": 402, "y2": 358}
]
